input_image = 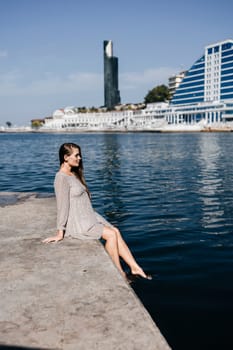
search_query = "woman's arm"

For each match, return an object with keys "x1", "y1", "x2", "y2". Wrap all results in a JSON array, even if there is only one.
[
  {"x1": 42, "y1": 173, "x2": 70, "y2": 244},
  {"x1": 55, "y1": 174, "x2": 70, "y2": 231}
]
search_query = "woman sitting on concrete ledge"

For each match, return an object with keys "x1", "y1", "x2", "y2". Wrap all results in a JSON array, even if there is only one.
[{"x1": 43, "y1": 142, "x2": 151, "y2": 282}]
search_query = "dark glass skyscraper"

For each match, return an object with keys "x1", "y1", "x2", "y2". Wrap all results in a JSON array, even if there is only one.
[{"x1": 104, "y1": 40, "x2": 121, "y2": 109}]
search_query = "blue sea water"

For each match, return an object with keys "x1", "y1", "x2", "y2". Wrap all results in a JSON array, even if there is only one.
[{"x1": 0, "y1": 132, "x2": 233, "y2": 349}]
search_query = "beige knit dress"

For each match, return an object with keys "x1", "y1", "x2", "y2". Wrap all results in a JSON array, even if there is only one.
[{"x1": 55, "y1": 171, "x2": 112, "y2": 239}]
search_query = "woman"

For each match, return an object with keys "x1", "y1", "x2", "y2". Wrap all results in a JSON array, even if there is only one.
[{"x1": 43, "y1": 143, "x2": 151, "y2": 281}]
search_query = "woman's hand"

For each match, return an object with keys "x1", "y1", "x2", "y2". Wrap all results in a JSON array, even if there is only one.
[{"x1": 42, "y1": 231, "x2": 64, "y2": 243}]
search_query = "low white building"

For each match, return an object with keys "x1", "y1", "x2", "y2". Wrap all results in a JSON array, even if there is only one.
[{"x1": 42, "y1": 100, "x2": 233, "y2": 131}]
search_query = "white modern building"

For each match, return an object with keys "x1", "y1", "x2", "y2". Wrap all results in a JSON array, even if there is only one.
[
  {"x1": 43, "y1": 105, "x2": 166, "y2": 131},
  {"x1": 168, "y1": 71, "x2": 187, "y2": 98}
]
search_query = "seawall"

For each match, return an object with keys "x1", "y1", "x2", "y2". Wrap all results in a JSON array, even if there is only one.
[
  {"x1": 1, "y1": 125, "x2": 233, "y2": 133},
  {"x1": 0, "y1": 193, "x2": 171, "y2": 350}
]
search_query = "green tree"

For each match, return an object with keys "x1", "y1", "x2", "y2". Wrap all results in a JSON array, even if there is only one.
[
  {"x1": 90, "y1": 106, "x2": 98, "y2": 112},
  {"x1": 31, "y1": 120, "x2": 44, "y2": 128},
  {"x1": 6, "y1": 121, "x2": 12, "y2": 128},
  {"x1": 78, "y1": 107, "x2": 87, "y2": 113},
  {"x1": 144, "y1": 84, "x2": 169, "y2": 103}
]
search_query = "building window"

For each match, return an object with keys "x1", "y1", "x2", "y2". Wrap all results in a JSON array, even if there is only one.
[
  {"x1": 222, "y1": 55, "x2": 233, "y2": 63},
  {"x1": 208, "y1": 48, "x2": 213, "y2": 54},
  {"x1": 222, "y1": 43, "x2": 232, "y2": 51}
]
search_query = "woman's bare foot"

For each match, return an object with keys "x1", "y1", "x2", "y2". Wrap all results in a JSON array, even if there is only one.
[{"x1": 131, "y1": 267, "x2": 152, "y2": 280}]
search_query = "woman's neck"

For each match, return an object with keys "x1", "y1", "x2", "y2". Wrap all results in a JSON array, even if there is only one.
[{"x1": 60, "y1": 164, "x2": 73, "y2": 176}]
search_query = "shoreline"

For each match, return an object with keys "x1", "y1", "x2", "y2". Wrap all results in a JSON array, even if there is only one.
[{"x1": 1, "y1": 127, "x2": 233, "y2": 134}]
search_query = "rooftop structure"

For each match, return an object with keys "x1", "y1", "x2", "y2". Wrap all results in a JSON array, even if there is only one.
[{"x1": 168, "y1": 71, "x2": 187, "y2": 99}]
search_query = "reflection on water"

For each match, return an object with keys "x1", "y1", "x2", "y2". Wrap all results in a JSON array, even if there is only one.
[
  {"x1": 197, "y1": 135, "x2": 224, "y2": 231},
  {"x1": 197, "y1": 135, "x2": 232, "y2": 234},
  {"x1": 88, "y1": 134, "x2": 125, "y2": 224}
]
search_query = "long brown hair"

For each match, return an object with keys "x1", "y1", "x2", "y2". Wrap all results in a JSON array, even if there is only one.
[{"x1": 59, "y1": 143, "x2": 90, "y2": 197}]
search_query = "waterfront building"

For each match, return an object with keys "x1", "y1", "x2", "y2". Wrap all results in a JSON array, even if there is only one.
[
  {"x1": 42, "y1": 39, "x2": 233, "y2": 132},
  {"x1": 104, "y1": 40, "x2": 121, "y2": 109},
  {"x1": 146, "y1": 100, "x2": 233, "y2": 128},
  {"x1": 43, "y1": 105, "x2": 166, "y2": 131},
  {"x1": 168, "y1": 71, "x2": 187, "y2": 99},
  {"x1": 165, "y1": 39, "x2": 233, "y2": 125},
  {"x1": 172, "y1": 39, "x2": 233, "y2": 105}
]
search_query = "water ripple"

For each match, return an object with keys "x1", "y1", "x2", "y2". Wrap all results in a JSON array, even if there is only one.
[{"x1": 1, "y1": 132, "x2": 233, "y2": 350}]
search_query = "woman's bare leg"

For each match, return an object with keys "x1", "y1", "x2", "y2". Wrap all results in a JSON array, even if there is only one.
[
  {"x1": 102, "y1": 226, "x2": 149, "y2": 279},
  {"x1": 102, "y1": 226, "x2": 126, "y2": 278},
  {"x1": 112, "y1": 227, "x2": 148, "y2": 278}
]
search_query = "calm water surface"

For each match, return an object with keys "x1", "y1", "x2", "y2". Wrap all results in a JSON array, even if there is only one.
[{"x1": 1, "y1": 132, "x2": 233, "y2": 349}]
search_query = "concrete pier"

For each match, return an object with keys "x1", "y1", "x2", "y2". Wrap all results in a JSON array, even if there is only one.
[{"x1": 0, "y1": 193, "x2": 171, "y2": 350}]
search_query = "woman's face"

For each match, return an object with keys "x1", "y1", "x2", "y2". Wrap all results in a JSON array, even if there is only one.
[{"x1": 65, "y1": 147, "x2": 81, "y2": 167}]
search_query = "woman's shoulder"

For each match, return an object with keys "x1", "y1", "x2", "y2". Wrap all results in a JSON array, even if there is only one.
[
  {"x1": 55, "y1": 170, "x2": 72, "y2": 178},
  {"x1": 55, "y1": 171, "x2": 64, "y2": 180},
  {"x1": 55, "y1": 171, "x2": 64, "y2": 178},
  {"x1": 54, "y1": 171, "x2": 72, "y2": 186}
]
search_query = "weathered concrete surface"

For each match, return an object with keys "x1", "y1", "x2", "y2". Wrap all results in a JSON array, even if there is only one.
[{"x1": 0, "y1": 193, "x2": 171, "y2": 350}]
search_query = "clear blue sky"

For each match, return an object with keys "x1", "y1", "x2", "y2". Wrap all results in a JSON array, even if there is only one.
[{"x1": 0, "y1": 0, "x2": 232, "y2": 125}]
